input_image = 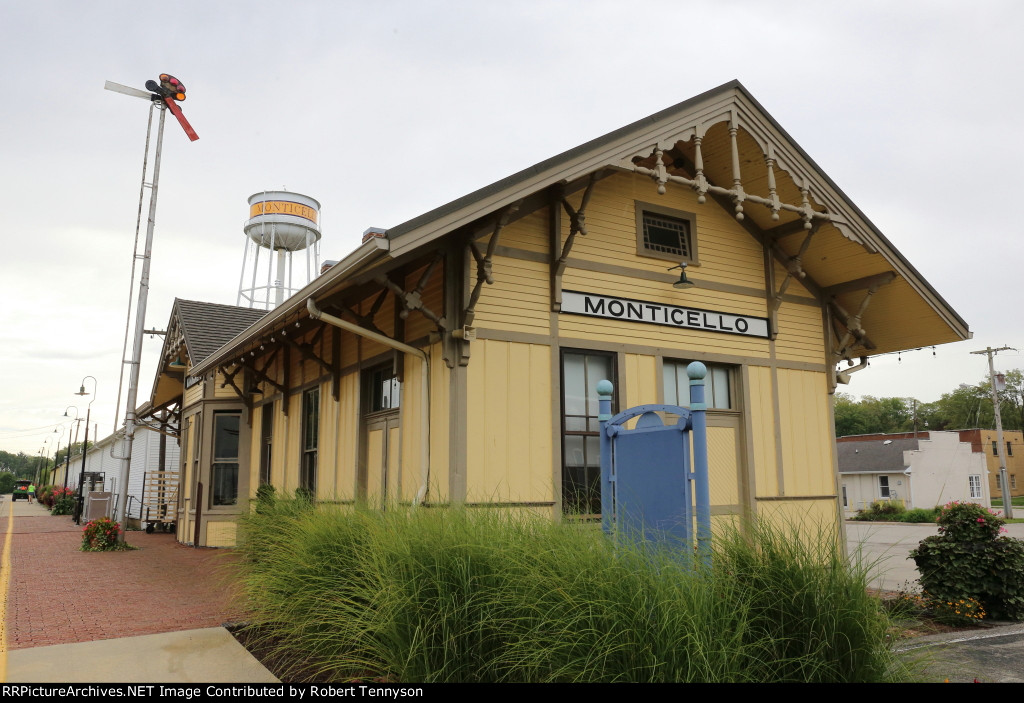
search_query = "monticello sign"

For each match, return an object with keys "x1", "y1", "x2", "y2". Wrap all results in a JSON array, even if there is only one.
[{"x1": 561, "y1": 290, "x2": 770, "y2": 338}]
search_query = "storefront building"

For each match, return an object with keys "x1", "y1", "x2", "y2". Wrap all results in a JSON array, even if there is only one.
[{"x1": 150, "y1": 81, "x2": 970, "y2": 546}]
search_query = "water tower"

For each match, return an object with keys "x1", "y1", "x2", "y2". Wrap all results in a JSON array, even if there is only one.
[{"x1": 237, "y1": 191, "x2": 322, "y2": 309}]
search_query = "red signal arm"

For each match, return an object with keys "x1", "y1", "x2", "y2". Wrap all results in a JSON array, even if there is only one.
[{"x1": 162, "y1": 97, "x2": 199, "y2": 142}]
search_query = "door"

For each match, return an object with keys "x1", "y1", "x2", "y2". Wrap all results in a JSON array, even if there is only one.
[{"x1": 360, "y1": 364, "x2": 401, "y2": 506}]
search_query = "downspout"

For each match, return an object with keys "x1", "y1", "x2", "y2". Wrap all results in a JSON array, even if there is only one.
[{"x1": 306, "y1": 297, "x2": 431, "y2": 506}]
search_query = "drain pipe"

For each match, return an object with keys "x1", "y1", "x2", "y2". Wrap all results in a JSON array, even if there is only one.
[{"x1": 306, "y1": 297, "x2": 431, "y2": 505}]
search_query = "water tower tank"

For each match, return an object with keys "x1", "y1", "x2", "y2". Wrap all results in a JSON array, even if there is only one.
[
  {"x1": 237, "y1": 191, "x2": 322, "y2": 310},
  {"x1": 244, "y1": 191, "x2": 321, "y2": 250}
]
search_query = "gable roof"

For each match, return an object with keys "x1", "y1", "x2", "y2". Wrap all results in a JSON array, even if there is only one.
[
  {"x1": 149, "y1": 299, "x2": 269, "y2": 410},
  {"x1": 190, "y1": 80, "x2": 970, "y2": 377},
  {"x1": 837, "y1": 438, "x2": 920, "y2": 474},
  {"x1": 174, "y1": 299, "x2": 269, "y2": 366}
]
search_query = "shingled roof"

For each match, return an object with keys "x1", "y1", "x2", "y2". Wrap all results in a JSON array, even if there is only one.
[
  {"x1": 836, "y1": 438, "x2": 919, "y2": 474},
  {"x1": 174, "y1": 299, "x2": 269, "y2": 366}
]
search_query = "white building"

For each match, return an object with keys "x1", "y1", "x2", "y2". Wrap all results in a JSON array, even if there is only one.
[
  {"x1": 837, "y1": 431, "x2": 989, "y2": 517},
  {"x1": 63, "y1": 422, "x2": 179, "y2": 527}
]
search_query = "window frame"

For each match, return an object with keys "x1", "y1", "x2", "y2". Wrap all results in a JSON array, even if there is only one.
[
  {"x1": 969, "y1": 474, "x2": 983, "y2": 499},
  {"x1": 663, "y1": 359, "x2": 735, "y2": 411},
  {"x1": 635, "y1": 201, "x2": 699, "y2": 265},
  {"x1": 878, "y1": 475, "x2": 891, "y2": 499},
  {"x1": 210, "y1": 410, "x2": 241, "y2": 507},
  {"x1": 560, "y1": 349, "x2": 617, "y2": 518},
  {"x1": 300, "y1": 387, "x2": 320, "y2": 496},
  {"x1": 259, "y1": 401, "x2": 274, "y2": 487}
]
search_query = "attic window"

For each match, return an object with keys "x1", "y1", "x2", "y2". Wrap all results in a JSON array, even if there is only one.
[{"x1": 635, "y1": 202, "x2": 698, "y2": 264}]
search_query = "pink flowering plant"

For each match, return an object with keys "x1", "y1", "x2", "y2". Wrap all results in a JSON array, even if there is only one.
[
  {"x1": 50, "y1": 487, "x2": 75, "y2": 516},
  {"x1": 935, "y1": 501, "x2": 1005, "y2": 541},
  {"x1": 911, "y1": 501, "x2": 1024, "y2": 620},
  {"x1": 81, "y1": 517, "x2": 131, "y2": 552}
]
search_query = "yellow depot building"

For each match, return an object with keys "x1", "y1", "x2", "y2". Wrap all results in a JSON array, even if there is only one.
[{"x1": 148, "y1": 81, "x2": 969, "y2": 547}]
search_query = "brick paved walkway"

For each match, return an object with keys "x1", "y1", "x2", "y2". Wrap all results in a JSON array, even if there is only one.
[{"x1": 2, "y1": 500, "x2": 245, "y2": 650}]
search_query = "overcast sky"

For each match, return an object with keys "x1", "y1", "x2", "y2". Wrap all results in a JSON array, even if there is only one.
[{"x1": 2, "y1": 1, "x2": 1023, "y2": 456}]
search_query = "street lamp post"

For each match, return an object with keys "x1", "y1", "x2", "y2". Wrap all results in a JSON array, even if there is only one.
[
  {"x1": 74, "y1": 377, "x2": 98, "y2": 525},
  {"x1": 62, "y1": 407, "x2": 81, "y2": 491}
]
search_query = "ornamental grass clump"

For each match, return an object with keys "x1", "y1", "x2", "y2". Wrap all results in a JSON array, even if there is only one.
[
  {"x1": 911, "y1": 501, "x2": 1024, "y2": 620},
  {"x1": 233, "y1": 498, "x2": 909, "y2": 683}
]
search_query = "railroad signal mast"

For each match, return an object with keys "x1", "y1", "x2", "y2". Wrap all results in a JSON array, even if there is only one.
[{"x1": 104, "y1": 74, "x2": 198, "y2": 541}]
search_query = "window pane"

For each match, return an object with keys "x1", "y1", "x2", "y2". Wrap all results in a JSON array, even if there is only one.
[
  {"x1": 711, "y1": 366, "x2": 731, "y2": 409},
  {"x1": 643, "y1": 213, "x2": 690, "y2": 258},
  {"x1": 213, "y1": 413, "x2": 240, "y2": 461},
  {"x1": 663, "y1": 362, "x2": 680, "y2": 406},
  {"x1": 563, "y1": 354, "x2": 586, "y2": 416},
  {"x1": 212, "y1": 462, "x2": 239, "y2": 506},
  {"x1": 586, "y1": 355, "x2": 613, "y2": 417}
]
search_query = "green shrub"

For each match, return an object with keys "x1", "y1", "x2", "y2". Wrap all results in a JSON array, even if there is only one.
[
  {"x1": 233, "y1": 501, "x2": 909, "y2": 683},
  {"x1": 911, "y1": 501, "x2": 1024, "y2": 620},
  {"x1": 900, "y1": 508, "x2": 939, "y2": 523}
]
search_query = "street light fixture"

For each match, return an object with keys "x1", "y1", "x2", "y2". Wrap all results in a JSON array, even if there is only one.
[{"x1": 74, "y1": 376, "x2": 98, "y2": 525}]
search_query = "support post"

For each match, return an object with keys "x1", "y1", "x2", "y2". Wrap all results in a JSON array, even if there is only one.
[
  {"x1": 688, "y1": 361, "x2": 711, "y2": 565},
  {"x1": 598, "y1": 379, "x2": 614, "y2": 535}
]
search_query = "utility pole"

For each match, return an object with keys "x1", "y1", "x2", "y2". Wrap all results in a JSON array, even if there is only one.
[{"x1": 971, "y1": 346, "x2": 1016, "y2": 518}]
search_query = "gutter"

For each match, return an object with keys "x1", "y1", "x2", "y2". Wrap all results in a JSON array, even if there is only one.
[{"x1": 306, "y1": 297, "x2": 431, "y2": 506}]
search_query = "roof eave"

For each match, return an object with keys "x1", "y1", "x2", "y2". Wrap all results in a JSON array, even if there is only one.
[{"x1": 189, "y1": 236, "x2": 391, "y2": 377}]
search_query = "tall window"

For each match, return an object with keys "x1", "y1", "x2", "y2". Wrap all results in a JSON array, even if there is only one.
[
  {"x1": 993, "y1": 441, "x2": 999, "y2": 456},
  {"x1": 1008, "y1": 442, "x2": 1014, "y2": 457},
  {"x1": 211, "y1": 411, "x2": 241, "y2": 506},
  {"x1": 969, "y1": 474, "x2": 983, "y2": 499},
  {"x1": 301, "y1": 388, "x2": 320, "y2": 496},
  {"x1": 663, "y1": 360, "x2": 732, "y2": 410},
  {"x1": 878, "y1": 475, "x2": 890, "y2": 499},
  {"x1": 259, "y1": 401, "x2": 273, "y2": 486},
  {"x1": 561, "y1": 351, "x2": 615, "y2": 516},
  {"x1": 842, "y1": 485, "x2": 848, "y2": 508}
]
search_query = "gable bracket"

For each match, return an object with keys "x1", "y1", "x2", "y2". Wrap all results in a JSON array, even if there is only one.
[
  {"x1": 554, "y1": 173, "x2": 599, "y2": 279},
  {"x1": 282, "y1": 333, "x2": 331, "y2": 375},
  {"x1": 770, "y1": 223, "x2": 819, "y2": 312},
  {"x1": 238, "y1": 354, "x2": 288, "y2": 397},
  {"x1": 463, "y1": 200, "x2": 521, "y2": 328},
  {"x1": 375, "y1": 253, "x2": 447, "y2": 332},
  {"x1": 829, "y1": 279, "x2": 894, "y2": 359}
]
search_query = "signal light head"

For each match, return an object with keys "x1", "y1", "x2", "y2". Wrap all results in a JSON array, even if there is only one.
[{"x1": 156, "y1": 73, "x2": 187, "y2": 101}]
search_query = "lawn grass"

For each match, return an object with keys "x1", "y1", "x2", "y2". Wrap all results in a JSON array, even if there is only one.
[{"x1": 232, "y1": 498, "x2": 913, "y2": 683}]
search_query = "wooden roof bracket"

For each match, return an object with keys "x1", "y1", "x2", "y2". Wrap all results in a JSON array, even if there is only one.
[
  {"x1": 463, "y1": 200, "x2": 521, "y2": 329},
  {"x1": 375, "y1": 252, "x2": 447, "y2": 332},
  {"x1": 550, "y1": 174, "x2": 599, "y2": 312},
  {"x1": 770, "y1": 222, "x2": 819, "y2": 313}
]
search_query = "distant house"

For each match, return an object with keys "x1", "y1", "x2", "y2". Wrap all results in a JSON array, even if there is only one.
[
  {"x1": 837, "y1": 431, "x2": 988, "y2": 517},
  {"x1": 956, "y1": 429, "x2": 1024, "y2": 499}
]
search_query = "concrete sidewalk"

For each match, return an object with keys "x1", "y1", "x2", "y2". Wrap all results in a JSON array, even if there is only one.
[{"x1": 0, "y1": 497, "x2": 277, "y2": 683}]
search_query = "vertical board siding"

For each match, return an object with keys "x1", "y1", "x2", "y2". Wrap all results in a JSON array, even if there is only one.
[
  {"x1": 466, "y1": 339, "x2": 552, "y2": 503},
  {"x1": 623, "y1": 354, "x2": 657, "y2": 409},
  {"x1": 776, "y1": 368, "x2": 834, "y2": 496},
  {"x1": 747, "y1": 365, "x2": 779, "y2": 497},
  {"x1": 707, "y1": 425, "x2": 741, "y2": 505}
]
